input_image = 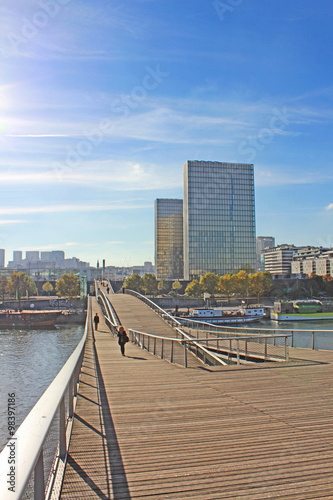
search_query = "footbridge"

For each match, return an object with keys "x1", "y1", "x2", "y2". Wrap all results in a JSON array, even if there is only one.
[{"x1": 1, "y1": 283, "x2": 333, "y2": 499}]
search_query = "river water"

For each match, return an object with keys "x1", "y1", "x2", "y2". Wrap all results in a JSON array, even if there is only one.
[{"x1": 0, "y1": 324, "x2": 84, "y2": 452}]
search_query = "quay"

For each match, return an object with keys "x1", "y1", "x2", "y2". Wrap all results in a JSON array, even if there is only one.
[{"x1": 60, "y1": 288, "x2": 333, "y2": 499}]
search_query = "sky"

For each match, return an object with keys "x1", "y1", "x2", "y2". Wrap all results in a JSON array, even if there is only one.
[{"x1": 1, "y1": 0, "x2": 333, "y2": 267}]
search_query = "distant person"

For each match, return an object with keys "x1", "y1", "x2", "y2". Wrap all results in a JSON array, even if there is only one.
[
  {"x1": 106, "y1": 286, "x2": 110, "y2": 294},
  {"x1": 93, "y1": 313, "x2": 100, "y2": 331},
  {"x1": 117, "y1": 326, "x2": 129, "y2": 356}
]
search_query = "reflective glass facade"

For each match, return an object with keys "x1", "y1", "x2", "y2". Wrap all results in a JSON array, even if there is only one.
[
  {"x1": 184, "y1": 161, "x2": 256, "y2": 279},
  {"x1": 155, "y1": 199, "x2": 184, "y2": 279}
]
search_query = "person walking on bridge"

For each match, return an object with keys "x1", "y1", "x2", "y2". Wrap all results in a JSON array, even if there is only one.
[
  {"x1": 93, "y1": 313, "x2": 100, "y2": 331},
  {"x1": 117, "y1": 326, "x2": 129, "y2": 356}
]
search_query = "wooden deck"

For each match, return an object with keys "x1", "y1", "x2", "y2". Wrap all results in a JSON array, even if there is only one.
[{"x1": 60, "y1": 295, "x2": 333, "y2": 499}]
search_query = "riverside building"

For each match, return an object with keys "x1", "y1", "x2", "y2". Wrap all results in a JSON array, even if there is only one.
[
  {"x1": 183, "y1": 161, "x2": 256, "y2": 280},
  {"x1": 155, "y1": 199, "x2": 184, "y2": 279}
]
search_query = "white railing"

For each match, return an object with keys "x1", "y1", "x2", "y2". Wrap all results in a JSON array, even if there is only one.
[
  {"x1": 98, "y1": 291, "x2": 120, "y2": 334},
  {"x1": 0, "y1": 297, "x2": 92, "y2": 500},
  {"x1": 122, "y1": 289, "x2": 182, "y2": 329}
]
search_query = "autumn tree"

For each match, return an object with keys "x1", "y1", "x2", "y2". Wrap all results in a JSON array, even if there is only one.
[
  {"x1": 56, "y1": 273, "x2": 80, "y2": 305},
  {"x1": 0, "y1": 276, "x2": 8, "y2": 302},
  {"x1": 142, "y1": 273, "x2": 158, "y2": 295},
  {"x1": 172, "y1": 280, "x2": 183, "y2": 295},
  {"x1": 8, "y1": 272, "x2": 37, "y2": 309},
  {"x1": 218, "y1": 273, "x2": 235, "y2": 304},
  {"x1": 233, "y1": 270, "x2": 249, "y2": 300},
  {"x1": 158, "y1": 279, "x2": 169, "y2": 294},
  {"x1": 199, "y1": 273, "x2": 219, "y2": 296},
  {"x1": 249, "y1": 271, "x2": 273, "y2": 301},
  {"x1": 42, "y1": 281, "x2": 53, "y2": 296},
  {"x1": 185, "y1": 279, "x2": 203, "y2": 298},
  {"x1": 122, "y1": 273, "x2": 144, "y2": 293}
]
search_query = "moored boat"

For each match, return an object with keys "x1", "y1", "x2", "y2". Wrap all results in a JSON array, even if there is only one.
[
  {"x1": 177, "y1": 306, "x2": 264, "y2": 325},
  {"x1": 0, "y1": 310, "x2": 63, "y2": 327}
]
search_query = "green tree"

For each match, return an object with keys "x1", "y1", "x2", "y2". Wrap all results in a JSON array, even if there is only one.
[
  {"x1": 0, "y1": 276, "x2": 8, "y2": 302},
  {"x1": 42, "y1": 281, "x2": 53, "y2": 296},
  {"x1": 122, "y1": 273, "x2": 144, "y2": 293},
  {"x1": 158, "y1": 279, "x2": 169, "y2": 294},
  {"x1": 185, "y1": 279, "x2": 203, "y2": 298},
  {"x1": 172, "y1": 280, "x2": 183, "y2": 295},
  {"x1": 56, "y1": 273, "x2": 80, "y2": 305},
  {"x1": 199, "y1": 272, "x2": 219, "y2": 296},
  {"x1": 142, "y1": 273, "x2": 158, "y2": 295},
  {"x1": 218, "y1": 273, "x2": 235, "y2": 304},
  {"x1": 8, "y1": 272, "x2": 37, "y2": 309}
]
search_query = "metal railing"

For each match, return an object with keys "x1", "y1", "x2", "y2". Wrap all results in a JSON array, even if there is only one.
[
  {"x1": 122, "y1": 289, "x2": 182, "y2": 329},
  {"x1": 98, "y1": 290, "x2": 120, "y2": 332},
  {"x1": 129, "y1": 328, "x2": 290, "y2": 365},
  {"x1": 0, "y1": 297, "x2": 92, "y2": 500},
  {"x1": 176, "y1": 317, "x2": 333, "y2": 351}
]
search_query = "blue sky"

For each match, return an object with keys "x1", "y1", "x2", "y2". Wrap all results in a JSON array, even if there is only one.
[{"x1": 1, "y1": 0, "x2": 333, "y2": 266}]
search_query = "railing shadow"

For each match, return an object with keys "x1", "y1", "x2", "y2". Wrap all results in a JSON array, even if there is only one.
[{"x1": 92, "y1": 330, "x2": 132, "y2": 500}]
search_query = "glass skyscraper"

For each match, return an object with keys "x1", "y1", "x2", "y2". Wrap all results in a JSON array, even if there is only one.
[
  {"x1": 155, "y1": 199, "x2": 184, "y2": 279},
  {"x1": 183, "y1": 161, "x2": 256, "y2": 279}
]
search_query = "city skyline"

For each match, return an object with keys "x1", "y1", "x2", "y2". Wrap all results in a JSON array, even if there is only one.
[{"x1": 1, "y1": 1, "x2": 333, "y2": 266}]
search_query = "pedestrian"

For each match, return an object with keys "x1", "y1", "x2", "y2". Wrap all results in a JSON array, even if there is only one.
[
  {"x1": 106, "y1": 286, "x2": 110, "y2": 294},
  {"x1": 93, "y1": 313, "x2": 100, "y2": 331},
  {"x1": 117, "y1": 326, "x2": 129, "y2": 356}
]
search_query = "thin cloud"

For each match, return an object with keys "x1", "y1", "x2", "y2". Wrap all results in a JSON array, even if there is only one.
[{"x1": 0, "y1": 203, "x2": 152, "y2": 216}]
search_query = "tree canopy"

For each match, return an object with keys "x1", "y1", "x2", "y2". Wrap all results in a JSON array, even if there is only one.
[
  {"x1": 199, "y1": 272, "x2": 219, "y2": 295},
  {"x1": 172, "y1": 280, "x2": 183, "y2": 294},
  {"x1": 142, "y1": 273, "x2": 158, "y2": 295},
  {"x1": 56, "y1": 273, "x2": 80, "y2": 303},
  {"x1": 122, "y1": 273, "x2": 144, "y2": 293},
  {"x1": 185, "y1": 279, "x2": 203, "y2": 298},
  {"x1": 8, "y1": 272, "x2": 37, "y2": 309}
]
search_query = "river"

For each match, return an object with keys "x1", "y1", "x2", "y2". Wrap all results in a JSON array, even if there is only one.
[{"x1": 0, "y1": 324, "x2": 84, "y2": 452}]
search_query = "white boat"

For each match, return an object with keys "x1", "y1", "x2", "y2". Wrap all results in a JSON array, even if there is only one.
[{"x1": 179, "y1": 306, "x2": 264, "y2": 325}]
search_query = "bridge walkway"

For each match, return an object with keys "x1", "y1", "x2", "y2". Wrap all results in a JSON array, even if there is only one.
[{"x1": 60, "y1": 296, "x2": 333, "y2": 499}]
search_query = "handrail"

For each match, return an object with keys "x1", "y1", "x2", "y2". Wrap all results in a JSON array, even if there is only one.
[
  {"x1": 98, "y1": 290, "x2": 120, "y2": 328},
  {"x1": 122, "y1": 289, "x2": 182, "y2": 328},
  {"x1": 129, "y1": 328, "x2": 290, "y2": 365},
  {"x1": 0, "y1": 297, "x2": 92, "y2": 500},
  {"x1": 94, "y1": 279, "x2": 99, "y2": 300}
]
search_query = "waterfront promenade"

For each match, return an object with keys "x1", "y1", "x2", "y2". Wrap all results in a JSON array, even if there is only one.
[{"x1": 60, "y1": 294, "x2": 333, "y2": 499}]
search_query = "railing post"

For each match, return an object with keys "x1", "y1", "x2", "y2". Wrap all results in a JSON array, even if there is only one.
[
  {"x1": 34, "y1": 449, "x2": 45, "y2": 500},
  {"x1": 184, "y1": 342, "x2": 187, "y2": 368},
  {"x1": 161, "y1": 339, "x2": 164, "y2": 359},
  {"x1": 171, "y1": 341, "x2": 174, "y2": 363},
  {"x1": 312, "y1": 331, "x2": 315, "y2": 350},
  {"x1": 237, "y1": 340, "x2": 240, "y2": 365},
  {"x1": 154, "y1": 337, "x2": 156, "y2": 355},
  {"x1": 291, "y1": 331, "x2": 294, "y2": 348},
  {"x1": 245, "y1": 339, "x2": 247, "y2": 356},
  {"x1": 68, "y1": 376, "x2": 74, "y2": 418},
  {"x1": 285, "y1": 336, "x2": 289, "y2": 361},
  {"x1": 147, "y1": 335, "x2": 150, "y2": 352},
  {"x1": 59, "y1": 396, "x2": 66, "y2": 459},
  {"x1": 264, "y1": 337, "x2": 268, "y2": 359}
]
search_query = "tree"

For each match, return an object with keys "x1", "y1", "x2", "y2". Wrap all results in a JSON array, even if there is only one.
[
  {"x1": 122, "y1": 274, "x2": 144, "y2": 293},
  {"x1": 172, "y1": 280, "x2": 183, "y2": 295},
  {"x1": 233, "y1": 270, "x2": 249, "y2": 299},
  {"x1": 56, "y1": 273, "x2": 80, "y2": 305},
  {"x1": 0, "y1": 276, "x2": 8, "y2": 302},
  {"x1": 218, "y1": 273, "x2": 235, "y2": 304},
  {"x1": 42, "y1": 281, "x2": 53, "y2": 296},
  {"x1": 8, "y1": 272, "x2": 37, "y2": 309},
  {"x1": 199, "y1": 273, "x2": 219, "y2": 296},
  {"x1": 185, "y1": 279, "x2": 203, "y2": 298},
  {"x1": 249, "y1": 271, "x2": 273, "y2": 302},
  {"x1": 142, "y1": 273, "x2": 158, "y2": 295},
  {"x1": 158, "y1": 279, "x2": 169, "y2": 294}
]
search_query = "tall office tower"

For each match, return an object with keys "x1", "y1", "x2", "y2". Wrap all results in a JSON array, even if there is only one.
[
  {"x1": 0, "y1": 249, "x2": 4, "y2": 268},
  {"x1": 256, "y1": 236, "x2": 275, "y2": 270},
  {"x1": 183, "y1": 161, "x2": 256, "y2": 279},
  {"x1": 155, "y1": 199, "x2": 184, "y2": 279},
  {"x1": 13, "y1": 250, "x2": 22, "y2": 263}
]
